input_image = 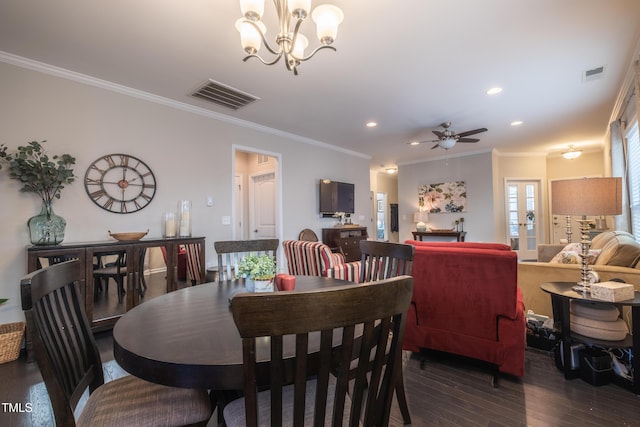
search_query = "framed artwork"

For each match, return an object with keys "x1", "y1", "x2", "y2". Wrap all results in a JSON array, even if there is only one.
[{"x1": 418, "y1": 181, "x2": 467, "y2": 213}]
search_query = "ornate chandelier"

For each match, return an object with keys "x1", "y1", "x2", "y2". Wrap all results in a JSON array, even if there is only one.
[{"x1": 236, "y1": 0, "x2": 344, "y2": 75}]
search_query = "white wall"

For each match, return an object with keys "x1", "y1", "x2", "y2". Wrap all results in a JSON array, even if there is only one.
[
  {"x1": 398, "y1": 152, "x2": 496, "y2": 243},
  {"x1": 0, "y1": 61, "x2": 371, "y2": 323}
]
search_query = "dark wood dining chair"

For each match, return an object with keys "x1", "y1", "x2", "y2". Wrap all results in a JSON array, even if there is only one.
[
  {"x1": 92, "y1": 250, "x2": 128, "y2": 303},
  {"x1": 20, "y1": 259, "x2": 212, "y2": 427},
  {"x1": 359, "y1": 240, "x2": 414, "y2": 282},
  {"x1": 93, "y1": 248, "x2": 148, "y2": 301},
  {"x1": 223, "y1": 276, "x2": 413, "y2": 427},
  {"x1": 214, "y1": 239, "x2": 279, "y2": 282},
  {"x1": 359, "y1": 240, "x2": 415, "y2": 425}
]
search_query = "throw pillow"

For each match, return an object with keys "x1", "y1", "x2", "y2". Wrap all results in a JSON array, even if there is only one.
[{"x1": 549, "y1": 248, "x2": 601, "y2": 265}]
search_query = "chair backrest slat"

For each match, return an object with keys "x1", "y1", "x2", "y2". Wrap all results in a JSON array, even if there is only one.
[
  {"x1": 214, "y1": 239, "x2": 279, "y2": 282},
  {"x1": 230, "y1": 276, "x2": 413, "y2": 427}
]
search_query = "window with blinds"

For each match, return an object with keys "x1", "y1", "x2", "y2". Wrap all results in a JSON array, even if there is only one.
[{"x1": 626, "y1": 119, "x2": 640, "y2": 239}]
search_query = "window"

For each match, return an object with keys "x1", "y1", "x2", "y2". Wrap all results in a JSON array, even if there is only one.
[{"x1": 626, "y1": 119, "x2": 640, "y2": 238}]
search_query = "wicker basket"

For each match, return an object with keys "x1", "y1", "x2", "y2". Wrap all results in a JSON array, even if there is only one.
[{"x1": 0, "y1": 322, "x2": 25, "y2": 364}]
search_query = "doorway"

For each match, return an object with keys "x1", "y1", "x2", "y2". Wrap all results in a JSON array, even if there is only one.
[
  {"x1": 505, "y1": 179, "x2": 542, "y2": 260},
  {"x1": 232, "y1": 147, "x2": 282, "y2": 243}
]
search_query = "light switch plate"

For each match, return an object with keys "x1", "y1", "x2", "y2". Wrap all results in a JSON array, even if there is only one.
[{"x1": 222, "y1": 216, "x2": 231, "y2": 225}]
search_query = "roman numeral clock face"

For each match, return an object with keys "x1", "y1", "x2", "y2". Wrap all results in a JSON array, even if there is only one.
[{"x1": 84, "y1": 154, "x2": 157, "y2": 214}]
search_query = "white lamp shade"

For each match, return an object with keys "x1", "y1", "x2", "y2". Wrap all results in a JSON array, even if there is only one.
[
  {"x1": 291, "y1": 33, "x2": 309, "y2": 58},
  {"x1": 413, "y1": 212, "x2": 429, "y2": 223},
  {"x1": 288, "y1": 0, "x2": 312, "y2": 18},
  {"x1": 240, "y1": 0, "x2": 264, "y2": 20},
  {"x1": 236, "y1": 19, "x2": 266, "y2": 54},
  {"x1": 312, "y1": 4, "x2": 343, "y2": 45}
]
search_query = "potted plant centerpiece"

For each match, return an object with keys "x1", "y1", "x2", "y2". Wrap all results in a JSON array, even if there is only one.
[
  {"x1": 237, "y1": 254, "x2": 276, "y2": 292},
  {"x1": 0, "y1": 141, "x2": 76, "y2": 245}
]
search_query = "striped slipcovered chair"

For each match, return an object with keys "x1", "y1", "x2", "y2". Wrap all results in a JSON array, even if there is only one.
[{"x1": 282, "y1": 240, "x2": 363, "y2": 282}]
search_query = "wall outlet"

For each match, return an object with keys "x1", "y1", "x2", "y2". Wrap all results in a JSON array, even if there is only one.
[
  {"x1": 206, "y1": 196, "x2": 213, "y2": 206},
  {"x1": 222, "y1": 216, "x2": 231, "y2": 225}
]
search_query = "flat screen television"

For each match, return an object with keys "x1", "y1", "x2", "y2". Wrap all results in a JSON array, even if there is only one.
[{"x1": 319, "y1": 179, "x2": 355, "y2": 215}]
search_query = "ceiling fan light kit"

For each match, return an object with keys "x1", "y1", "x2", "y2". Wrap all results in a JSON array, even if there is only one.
[
  {"x1": 237, "y1": 0, "x2": 343, "y2": 75},
  {"x1": 409, "y1": 122, "x2": 488, "y2": 150}
]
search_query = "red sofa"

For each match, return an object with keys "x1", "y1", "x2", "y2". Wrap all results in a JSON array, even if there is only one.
[{"x1": 403, "y1": 240, "x2": 526, "y2": 377}]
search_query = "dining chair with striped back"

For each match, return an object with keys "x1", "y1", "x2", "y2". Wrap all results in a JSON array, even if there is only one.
[
  {"x1": 359, "y1": 239, "x2": 415, "y2": 425},
  {"x1": 214, "y1": 239, "x2": 279, "y2": 282},
  {"x1": 21, "y1": 259, "x2": 212, "y2": 427},
  {"x1": 223, "y1": 276, "x2": 414, "y2": 427}
]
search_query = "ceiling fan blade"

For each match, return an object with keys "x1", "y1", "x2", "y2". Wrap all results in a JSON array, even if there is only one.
[
  {"x1": 432, "y1": 130, "x2": 445, "y2": 138},
  {"x1": 458, "y1": 138, "x2": 480, "y2": 143},
  {"x1": 430, "y1": 143, "x2": 440, "y2": 149},
  {"x1": 457, "y1": 128, "x2": 488, "y2": 138}
]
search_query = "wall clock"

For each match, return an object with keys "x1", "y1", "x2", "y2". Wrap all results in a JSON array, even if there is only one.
[{"x1": 84, "y1": 154, "x2": 157, "y2": 214}]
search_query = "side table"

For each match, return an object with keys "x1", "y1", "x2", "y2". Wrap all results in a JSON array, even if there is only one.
[
  {"x1": 540, "y1": 282, "x2": 640, "y2": 394},
  {"x1": 412, "y1": 231, "x2": 466, "y2": 242}
]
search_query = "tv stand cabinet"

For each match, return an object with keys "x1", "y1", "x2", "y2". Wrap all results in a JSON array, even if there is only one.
[{"x1": 322, "y1": 227, "x2": 368, "y2": 262}]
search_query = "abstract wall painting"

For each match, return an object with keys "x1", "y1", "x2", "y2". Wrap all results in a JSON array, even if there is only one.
[{"x1": 418, "y1": 181, "x2": 467, "y2": 213}]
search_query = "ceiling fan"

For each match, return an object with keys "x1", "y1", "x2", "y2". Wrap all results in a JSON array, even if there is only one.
[{"x1": 412, "y1": 122, "x2": 488, "y2": 150}]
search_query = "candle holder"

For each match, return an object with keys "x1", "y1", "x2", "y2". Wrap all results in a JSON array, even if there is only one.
[
  {"x1": 162, "y1": 212, "x2": 177, "y2": 238},
  {"x1": 178, "y1": 200, "x2": 191, "y2": 237}
]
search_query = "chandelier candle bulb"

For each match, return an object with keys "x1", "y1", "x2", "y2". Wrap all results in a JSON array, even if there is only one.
[
  {"x1": 312, "y1": 4, "x2": 344, "y2": 45},
  {"x1": 240, "y1": 0, "x2": 264, "y2": 20}
]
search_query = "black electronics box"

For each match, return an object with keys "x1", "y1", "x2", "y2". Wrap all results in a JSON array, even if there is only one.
[{"x1": 579, "y1": 347, "x2": 612, "y2": 386}]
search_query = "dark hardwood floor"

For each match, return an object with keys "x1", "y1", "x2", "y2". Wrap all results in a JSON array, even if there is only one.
[{"x1": 3, "y1": 272, "x2": 640, "y2": 426}]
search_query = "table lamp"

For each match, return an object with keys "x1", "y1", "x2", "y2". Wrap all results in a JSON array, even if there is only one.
[
  {"x1": 551, "y1": 177, "x2": 622, "y2": 292},
  {"x1": 413, "y1": 212, "x2": 429, "y2": 232}
]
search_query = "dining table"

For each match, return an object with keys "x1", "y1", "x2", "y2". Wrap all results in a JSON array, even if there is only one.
[{"x1": 112, "y1": 275, "x2": 353, "y2": 390}]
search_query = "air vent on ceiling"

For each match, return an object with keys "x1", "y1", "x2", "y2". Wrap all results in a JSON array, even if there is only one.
[
  {"x1": 582, "y1": 65, "x2": 606, "y2": 83},
  {"x1": 191, "y1": 79, "x2": 260, "y2": 110}
]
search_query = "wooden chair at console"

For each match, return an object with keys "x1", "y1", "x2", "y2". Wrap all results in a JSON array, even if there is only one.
[
  {"x1": 92, "y1": 250, "x2": 128, "y2": 303},
  {"x1": 214, "y1": 239, "x2": 279, "y2": 282},
  {"x1": 359, "y1": 239, "x2": 415, "y2": 426},
  {"x1": 223, "y1": 276, "x2": 413, "y2": 427},
  {"x1": 20, "y1": 259, "x2": 212, "y2": 427},
  {"x1": 297, "y1": 228, "x2": 318, "y2": 241}
]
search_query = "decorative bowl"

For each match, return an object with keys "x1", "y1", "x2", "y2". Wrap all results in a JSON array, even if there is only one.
[
  {"x1": 108, "y1": 230, "x2": 149, "y2": 241},
  {"x1": 429, "y1": 227, "x2": 455, "y2": 232}
]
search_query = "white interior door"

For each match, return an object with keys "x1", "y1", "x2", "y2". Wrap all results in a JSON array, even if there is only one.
[
  {"x1": 505, "y1": 180, "x2": 542, "y2": 260},
  {"x1": 250, "y1": 172, "x2": 276, "y2": 239}
]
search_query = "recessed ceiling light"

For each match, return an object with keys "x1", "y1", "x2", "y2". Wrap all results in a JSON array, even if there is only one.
[
  {"x1": 486, "y1": 87, "x2": 503, "y2": 95},
  {"x1": 409, "y1": 141, "x2": 420, "y2": 146},
  {"x1": 385, "y1": 167, "x2": 397, "y2": 174},
  {"x1": 366, "y1": 121, "x2": 378, "y2": 128},
  {"x1": 510, "y1": 120, "x2": 523, "y2": 126}
]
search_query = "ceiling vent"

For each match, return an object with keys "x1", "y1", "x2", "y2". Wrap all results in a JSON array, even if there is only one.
[
  {"x1": 191, "y1": 79, "x2": 260, "y2": 110},
  {"x1": 582, "y1": 65, "x2": 606, "y2": 83}
]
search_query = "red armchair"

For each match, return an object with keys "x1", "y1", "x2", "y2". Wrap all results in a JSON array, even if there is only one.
[{"x1": 403, "y1": 240, "x2": 526, "y2": 377}]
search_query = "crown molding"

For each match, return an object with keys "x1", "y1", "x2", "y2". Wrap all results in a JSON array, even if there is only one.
[{"x1": 0, "y1": 50, "x2": 370, "y2": 160}]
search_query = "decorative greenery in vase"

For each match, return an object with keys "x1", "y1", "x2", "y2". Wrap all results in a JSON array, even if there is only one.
[
  {"x1": 237, "y1": 254, "x2": 276, "y2": 292},
  {"x1": 237, "y1": 254, "x2": 276, "y2": 280},
  {"x1": 0, "y1": 141, "x2": 76, "y2": 245}
]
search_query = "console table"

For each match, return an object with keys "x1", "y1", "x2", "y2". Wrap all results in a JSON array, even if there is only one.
[
  {"x1": 412, "y1": 231, "x2": 466, "y2": 242},
  {"x1": 541, "y1": 281, "x2": 640, "y2": 394},
  {"x1": 27, "y1": 236, "x2": 205, "y2": 331}
]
